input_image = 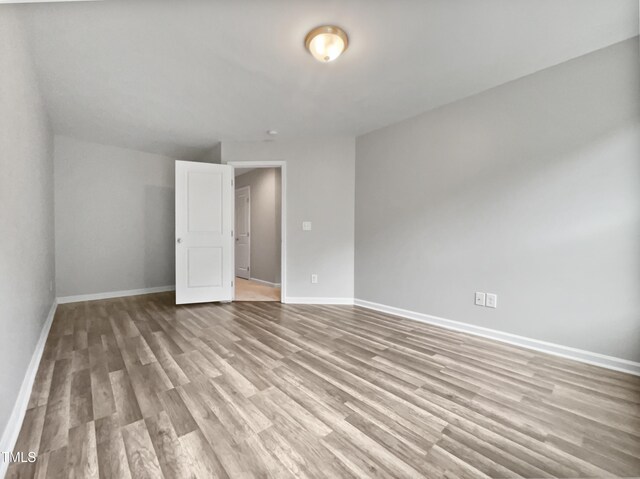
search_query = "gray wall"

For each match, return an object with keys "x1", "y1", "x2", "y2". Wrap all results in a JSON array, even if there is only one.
[
  {"x1": 194, "y1": 143, "x2": 221, "y2": 164},
  {"x1": 54, "y1": 136, "x2": 176, "y2": 297},
  {"x1": 223, "y1": 138, "x2": 355, "y2": 300},
  {"x1": 355, "y1": 39, "x2": 640, "y2": 362},
  {"x1": 0, "y1": 6, "x2": 55, "y2": 445},
  {"x1": 235, "y1": 168, "x2": 282, "y2": 284}
]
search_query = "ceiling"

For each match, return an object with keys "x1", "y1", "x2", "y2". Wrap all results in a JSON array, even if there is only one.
[
  {"x1": 17, "y1": 0, "x2": 638, "y2": 158},
  {"x1": 235, "y1": 168, "x2": 255, "y2": 177}
]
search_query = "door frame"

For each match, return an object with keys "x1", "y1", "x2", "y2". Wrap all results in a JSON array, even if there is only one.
[
  {"x1": 234, "y1": 185, "x2": 251, "y2": 279},
  {"x1": 227, "y1": 160, "x2": 286, "y2": 302}
]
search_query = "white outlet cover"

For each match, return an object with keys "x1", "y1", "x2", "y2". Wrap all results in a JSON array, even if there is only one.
[
  {"x1": 311, "y1": 274, "x2": 318, "y2": 284},
  {"x1": 302, "y1": 221, "x2": 312, "y2": 231},
  {"x1": 486, "y1": 293, "x2": 497, "y2": 308},
  {"x1": 475, "y1": 292, "x2": 486, "y2": 306}
]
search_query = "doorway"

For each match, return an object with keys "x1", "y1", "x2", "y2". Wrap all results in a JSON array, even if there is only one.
[{"x1": 230, "y1": 162, "x2": 285, "y2": 302}]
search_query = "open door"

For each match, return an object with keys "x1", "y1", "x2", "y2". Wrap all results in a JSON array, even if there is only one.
[{"x1": 175, "y1": 161, "x2": 234, "y2": 304}]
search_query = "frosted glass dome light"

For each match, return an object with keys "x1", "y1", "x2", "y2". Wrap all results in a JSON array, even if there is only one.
[{"x1": 305, "y1": 26, "x2": 349, "y2": 63}]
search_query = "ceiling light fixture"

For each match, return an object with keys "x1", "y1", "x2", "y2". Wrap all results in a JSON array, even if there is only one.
[{"x1": 305, "y1": 25, "x2": 349, "y2": 63}]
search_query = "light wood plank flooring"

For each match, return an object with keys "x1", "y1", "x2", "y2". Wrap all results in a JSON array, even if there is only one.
[
  {"x1": 7, "y1": 292, "x2": 640, "y2": 478},
  {"x1": 235, "y1": 278, "x2": 281, "y2": 302}
]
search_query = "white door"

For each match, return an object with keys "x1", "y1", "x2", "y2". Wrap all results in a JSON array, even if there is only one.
[
  {"x1": 175, "y1": 161, "x2": 234, "y2": 304},
  {"x1": 235, "y1": 186, "x2": 251, "y2": 279}
]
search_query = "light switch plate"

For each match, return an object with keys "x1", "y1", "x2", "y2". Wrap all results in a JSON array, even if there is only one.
[
  {"x1": 302, "y1": 221, "x2": 312, "y2": 231},
  {"x1": 475, "y1": 292, "x2": 486, "y2": 306},
  {"x1": 486, "y1": 293, "x2": 497, "y2": 308}
]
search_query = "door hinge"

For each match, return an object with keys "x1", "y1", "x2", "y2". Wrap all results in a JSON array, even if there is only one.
[
  {"x1": 231, "y1": 230, "x2": 234, "y2": 237},
  {"x1": 231, "y1": 179, "x2": 234, "y2": 186},
  {"x1": 231, "y1": 280, "x2": 234, "y2": 287}
]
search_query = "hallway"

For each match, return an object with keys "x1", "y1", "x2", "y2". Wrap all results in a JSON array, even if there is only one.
[{"x1": 235, "y1": 278, "x2": 281, "y2": 302}]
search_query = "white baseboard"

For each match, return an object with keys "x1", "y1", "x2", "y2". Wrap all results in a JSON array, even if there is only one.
[
  {"x1": 285, "y1": 297, "x2": 354, "y2": 305},
  {"x1": 354, "y1": 299, "x2": 640, "y2": 377},
  {"x1": 249, "y1": 278, "x2": 281, "y2": 288},
  {"x1": 57, "y1": 285, "x2": 175, "y2": 304},
  {"x1": 0, "y1": 300, "x2": 57, "y2": 478}
]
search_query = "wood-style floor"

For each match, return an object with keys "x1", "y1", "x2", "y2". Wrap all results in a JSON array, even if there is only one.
[
  {"x1": 7, "y1": 293, "x2": 640, "y2": 478},
  {"x1": 235, "y1": 278, "x2": 281, "y2": 302}
]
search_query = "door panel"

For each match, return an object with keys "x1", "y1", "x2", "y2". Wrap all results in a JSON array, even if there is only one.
[
  {"x1": 187, "y1": 247, "x2": 223, "y2": 287},
  {"x1": 176, "y1": 161, "x2": 234, "y2": 304},
  {"x1": 187, "y1": 172, "x2": 223, "y2": 232},
  {"x1": 235, "y1": 186, "x2": 250, "y2": 279}
]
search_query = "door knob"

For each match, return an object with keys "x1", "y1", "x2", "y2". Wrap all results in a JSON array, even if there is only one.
[{"x1": 177, "y1": 238, "x2": 182, "y2": 244}]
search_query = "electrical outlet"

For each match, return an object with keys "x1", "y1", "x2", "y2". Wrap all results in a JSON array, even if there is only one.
[
  {"x1": 474, "y1": 292, "x2": 486, "y2": 306},
  {"x1": 311, "y1": 274, "x2": 318, "y2": 284},
  {"x1": 302, "y1": 221, "x2": 312, "y2": 231},
  {"x1": 486, "y1": 293, "x2": 497, "y2": 308}
]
